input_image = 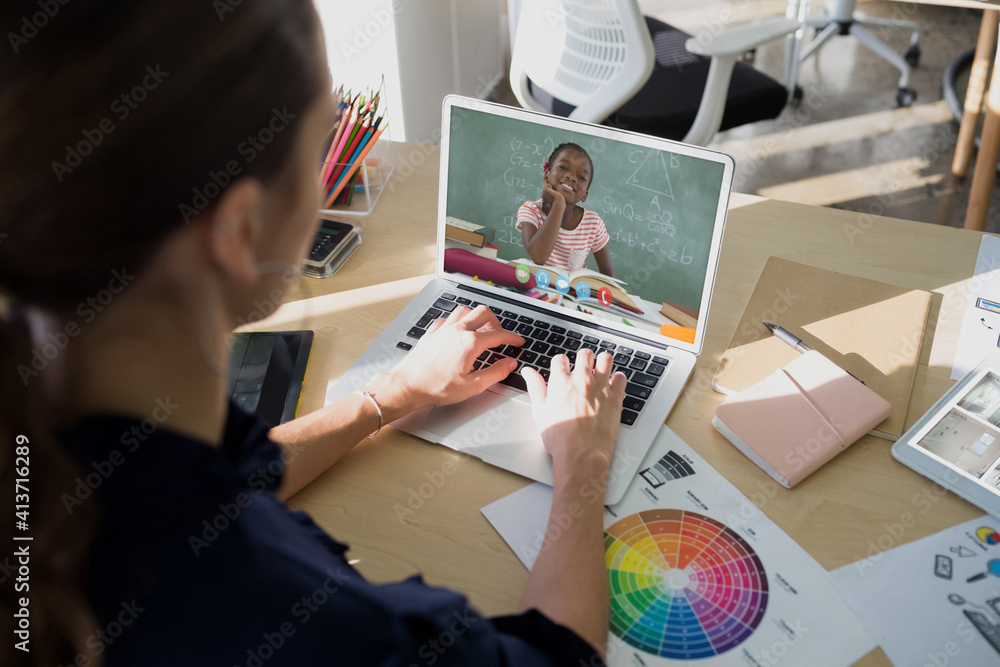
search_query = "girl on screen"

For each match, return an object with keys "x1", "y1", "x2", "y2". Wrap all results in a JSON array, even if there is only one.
[
  {"x1": 0, "y1": 1, "x2": 624, "y2": 666},
  {"x1": 518, "y1": 143, "x2": 615, "y2": 277}
]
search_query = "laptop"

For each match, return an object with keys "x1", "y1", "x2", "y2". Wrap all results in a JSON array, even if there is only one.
[{"x1": 325, "y1": 96, "x2": 733, "y2": 503}]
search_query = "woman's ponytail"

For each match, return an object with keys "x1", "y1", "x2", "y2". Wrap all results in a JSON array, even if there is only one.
[{"x1": 0, "y1": 304, "x2": 98, "y2": 667}]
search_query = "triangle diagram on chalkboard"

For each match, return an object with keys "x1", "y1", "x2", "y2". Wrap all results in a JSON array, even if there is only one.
[{"x1": 625, "y1": 150, "x2": 673, "y2": 199}]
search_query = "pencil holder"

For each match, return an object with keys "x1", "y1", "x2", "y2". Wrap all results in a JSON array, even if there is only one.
[{"x1": 318, "y1": 125, "x2": 394, "y2": 216}]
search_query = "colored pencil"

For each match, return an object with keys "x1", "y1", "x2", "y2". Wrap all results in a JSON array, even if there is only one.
[
  {"x1": 326, "y1": 115, "x2": 371, "y2": 188},
  {"x1": 331, "y1": 107, "x2": 366, "y2": 170},
  {"x1": 325, "y1": 104, "x2": 360, "y2": 185},
  {"x1": 320, "y1": 100, "x2": 350, "y2": 184},
  {"x1": 330, "y1": 127, "x2": 373, "y2": 192},
  {"x1": 324, "y1": 125, "x2": 386, "y2": 207}
]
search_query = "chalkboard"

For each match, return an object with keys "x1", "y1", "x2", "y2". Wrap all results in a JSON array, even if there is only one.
[{"x1": 445, "y1": 106, "x2": 726, "y2": 310}]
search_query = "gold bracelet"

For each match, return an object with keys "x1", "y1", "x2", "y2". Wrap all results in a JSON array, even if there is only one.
[{"x1": 355, "y1": 390, "x2": 383, "y2": 439}]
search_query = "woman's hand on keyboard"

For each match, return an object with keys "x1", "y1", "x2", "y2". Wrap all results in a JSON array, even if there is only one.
[
  {"x1": 377, "y1": 305, "x2": 525, "y2": 415},
  {"x1": 522, "y1": 348, "x2": 626, "y2": 480}
]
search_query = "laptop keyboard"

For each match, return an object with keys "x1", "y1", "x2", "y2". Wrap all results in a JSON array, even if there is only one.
[{"x1": 396, "y1": 292, "x2": 668, "y2": 426}]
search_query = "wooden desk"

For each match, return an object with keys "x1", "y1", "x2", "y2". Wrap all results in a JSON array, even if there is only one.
[{"x1": 254, "y1": 143, "x2": 987, "y2": 665}]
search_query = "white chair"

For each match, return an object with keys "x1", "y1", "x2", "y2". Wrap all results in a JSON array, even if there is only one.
[
  {"x1": 509, "y1": 0, "x2": 801, "y2": 146},
  {"x1": 792, "y1": 0, "x2": 921, "y2": 107}
]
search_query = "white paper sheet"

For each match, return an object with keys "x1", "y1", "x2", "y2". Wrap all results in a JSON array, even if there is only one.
[
  {"x1": 829, "y1": 515, "x2": 1000, "y2": 666},
  {"x1": 952, "y1": 235, "x2": 1000, "y2": 380},
  {"x1": 482, "y1": 426, "x2": 875, "y2": 666}
]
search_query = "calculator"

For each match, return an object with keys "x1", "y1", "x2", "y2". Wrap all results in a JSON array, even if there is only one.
[{"x1": 301, "y1": 218, "x2": 363, "y2": 279}]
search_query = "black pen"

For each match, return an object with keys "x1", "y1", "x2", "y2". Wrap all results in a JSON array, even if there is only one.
[{"x1": 762, "y1": 321, "x2": 813, "y2": 353}]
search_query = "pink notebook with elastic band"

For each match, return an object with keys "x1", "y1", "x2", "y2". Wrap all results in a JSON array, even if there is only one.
[{"x1": 712, "y1": 351, "x2": 892, "y2": 488}]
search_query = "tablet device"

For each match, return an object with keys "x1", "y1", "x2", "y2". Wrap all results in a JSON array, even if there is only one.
[
  {"x1": 229, "y1": 330, "x2": 313, "y2": 427},
  {"x1": 892, "y1": 357, "x2": 1000, "y2": 518}
]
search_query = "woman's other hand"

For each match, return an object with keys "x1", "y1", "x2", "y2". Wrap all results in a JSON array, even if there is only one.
[
  {"x1": 368, "y1": 305, "x2": 525, "y2": 419},
  {"x1": 522, "y1": 348, "x2": 626, "y2": 478}
]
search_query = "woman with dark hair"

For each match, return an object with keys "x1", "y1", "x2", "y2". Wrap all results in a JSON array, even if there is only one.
[{"x1": 0, "y1": 1, "x2": 625, "y2": 665}]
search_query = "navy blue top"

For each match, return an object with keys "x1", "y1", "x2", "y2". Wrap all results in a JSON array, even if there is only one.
[{"x1": 62, "y1": 401, "x2": 603, "y2": 666}]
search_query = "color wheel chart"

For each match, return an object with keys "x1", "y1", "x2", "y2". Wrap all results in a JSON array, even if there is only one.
[{"x1": 605, "y1": 509, "x2": 768, "y2": 660}]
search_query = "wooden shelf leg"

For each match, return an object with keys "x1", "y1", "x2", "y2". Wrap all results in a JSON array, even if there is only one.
[
  {"x1": 964, "y1": 13, "x2": 1000, "y2": 232},
  {"x1": 954, "y1": 10, "x2": 998, "y2": 179}
]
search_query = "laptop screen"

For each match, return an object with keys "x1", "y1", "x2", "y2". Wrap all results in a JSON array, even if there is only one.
[{"x1": 437, "y1": 97, "x2": 733, "y2": 354}]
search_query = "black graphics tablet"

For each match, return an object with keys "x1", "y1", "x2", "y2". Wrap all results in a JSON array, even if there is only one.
[{"x1": 228, "y1": 330, "x2": 313, "y2": 427}]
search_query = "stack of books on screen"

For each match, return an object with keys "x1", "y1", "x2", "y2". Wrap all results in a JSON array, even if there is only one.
[
  {"x1": 319, "y1": 81, "x2": 388, "y2": 209},
  {"x1": 445, "y1": 217, "x2": 496, "y2": 248}
]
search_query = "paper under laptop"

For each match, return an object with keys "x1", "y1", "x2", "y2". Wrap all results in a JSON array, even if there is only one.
[{"x1": 326, "y1": 95, "x2": 733, "y2": 503}]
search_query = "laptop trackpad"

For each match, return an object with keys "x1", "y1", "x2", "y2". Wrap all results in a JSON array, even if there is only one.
[{"x1": 418, "y1": 391, "x2": 541, "y2": 462}]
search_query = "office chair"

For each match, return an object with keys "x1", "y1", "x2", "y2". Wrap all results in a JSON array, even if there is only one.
[
  {"x1": 792, "y1": 0, "x2": 920, "y2": 107},
  {"x1": 509, "y1": 0, "x2": 801, "y2": 147}
]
